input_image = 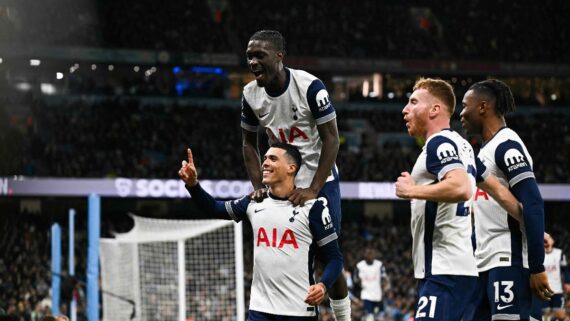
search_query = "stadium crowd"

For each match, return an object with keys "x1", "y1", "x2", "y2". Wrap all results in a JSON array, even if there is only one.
[
  {"x1": 1, "y1": 99, "x2": 569, "y2": 183},
  {"x1": 4, "y1": 1, "x2": 568, "y2": 63}
]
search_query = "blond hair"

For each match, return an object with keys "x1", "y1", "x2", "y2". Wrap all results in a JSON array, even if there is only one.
[{"x1": 413, "y1": 78, "x2": 456, "y2": 114}]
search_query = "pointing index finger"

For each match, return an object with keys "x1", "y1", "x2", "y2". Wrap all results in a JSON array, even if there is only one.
[{"x1": 187, "y1": 148, "x2": 194, "y2": 164}]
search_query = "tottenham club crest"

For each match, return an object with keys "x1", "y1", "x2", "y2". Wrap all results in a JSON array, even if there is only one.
[{"x1": 289, "y1": 209, "x2": 300, "y2": 222}]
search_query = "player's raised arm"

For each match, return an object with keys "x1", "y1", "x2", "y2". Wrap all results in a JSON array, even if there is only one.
[{"x1": 179, "y1": 148, "x2": 249, "y2": 221}]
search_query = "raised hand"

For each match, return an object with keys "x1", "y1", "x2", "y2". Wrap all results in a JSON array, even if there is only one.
[{"x1": 178, "y1": 148, "x2": 198, "y2": 186}]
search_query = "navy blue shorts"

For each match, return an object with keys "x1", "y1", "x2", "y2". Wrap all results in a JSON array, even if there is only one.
[
  {"x1": 362, "y1": 299, "x2": 384, "y2": 314},
  {"x1": 464, "y1": 266, "x2": 531, "y2": 321},
  {"x1": 248, "y1": 310, "x2": 316, "y2": 321},
  {"x1": 415, "y1": 275, "x2": 477, "y2": 321},
  {"x1": 318, "y1": 167, "x2": 342, "y2": 234},
  {"x1": 531, "y1": 293, "x2": 565, "y2": 319}
]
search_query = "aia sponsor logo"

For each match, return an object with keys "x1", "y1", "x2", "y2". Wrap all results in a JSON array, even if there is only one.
[{"x1": 256, "y1": 227, "x2": 298, "y2": 249}]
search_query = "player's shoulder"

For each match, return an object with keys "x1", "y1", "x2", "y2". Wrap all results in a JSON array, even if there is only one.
[
  {"x1": 437, "y1": 128, "x2": 466, "y2": 142},
  {"x1": 289, "y1": 68, "x2": 319, "y2": 83},
  {"x1": 426, "y1": 129, "x2": 461, "y2": 152},
  {"x1": 488, "y1": 127, "x2": 524, "y2": 147},
  {"x1": 289, "y1": 68, "x2": 324, "y2": 94},
  {"x1": 243, "y1": 80, "x2": 262, "y2": 98},
  {"x1": 356, "y1": 260, "x2": 367, "y2": 267}
]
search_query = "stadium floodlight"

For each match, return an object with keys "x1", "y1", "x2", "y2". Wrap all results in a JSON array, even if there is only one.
[
  {"x1": 100, "y1": 215, "x2": 245, "y2": 321},
  {"x1": 30, "y1": 59, "x2": 41, "y2": 66}
]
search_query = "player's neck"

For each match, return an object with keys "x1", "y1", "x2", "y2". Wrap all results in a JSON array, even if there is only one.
[
  {"x1": 265, "y1": 67, "x2": 287, "y2": 96},
  {"x1": 268, "y1": 181, "x2": 295, "y2": 199},
  {"x1": 425, "y1": 119, "x2": 451, "y2": 140},
  {"x1": 481, "y1": 117, "x2": 507, "y2": 143}
]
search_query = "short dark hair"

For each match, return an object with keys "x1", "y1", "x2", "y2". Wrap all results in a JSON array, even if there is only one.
[
  {"x1": 468, "y1": 79, "x2": 516, "y2": 116},
  {"x1": 270, "y1": 142, "x2": 302, "y2": 175},
  {"x1": 249, "y1": 30, "x2": 286, "y2": 54}
]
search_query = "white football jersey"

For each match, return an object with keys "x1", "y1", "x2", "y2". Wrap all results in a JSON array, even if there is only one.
[
  {"x1": 225, "y1": 194, "x2": 338, "y2": 317},
  {"x1": 474, "y1": 127, "x2": 534, "y2": 272},
  {"x1": 545, "y1": 248, "x2": 567, "y2": 294},
  {"x1": 409, "y1": 129, "x2": 478, "y2": 279},
  {"x1": 356, "y1": 259, "x2": 388, "y2": 302},
  {"x1": 241, "y1": 67, "x2": 337, "y2": 188}
]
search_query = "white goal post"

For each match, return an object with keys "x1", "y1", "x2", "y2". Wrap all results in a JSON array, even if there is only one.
[{"x1": 100, "y1": 215, "x2": 244, "y2": 321}]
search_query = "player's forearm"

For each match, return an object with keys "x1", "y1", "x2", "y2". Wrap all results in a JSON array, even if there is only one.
[
  {"x1": 185, "y1": 183, "x2": 232, "y2": 220},
  {"x1": 477, "y1": 177, "x2": 523, "y2": 222},
  {"x1": 409, "y1": 170, "x2": 472, "y2": 202},
  {"x1": 318, "y1": 242, "x2": 344, "y2": 289},
  {"x1": 242, "y1": 143, "x2": 263, "y2": 189},
  {"x1": 309, "y1": 131, "x2": 339, "y2": 193},
  {"x1": 512, "y1": 178, "x2": 545, "y2": 273}
]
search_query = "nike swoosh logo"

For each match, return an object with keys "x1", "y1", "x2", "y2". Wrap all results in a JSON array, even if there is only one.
[
  {"x1": 496, "y1": 304, "x2": 513, "y2": 311},
  {"x1": 254, "y1": 208, "x2": 265, "y2": 213},
  {"x1": 258, "y1": 112, "x2": 269, "y2": 118}
]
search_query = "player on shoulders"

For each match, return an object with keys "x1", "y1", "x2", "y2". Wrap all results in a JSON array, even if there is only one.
[
  {"x1": 179, "y1": 143, "x2": 343, "y2": 321},
  {"x1": 240, "y1": 30, "x2": 350, "y2": 320}
]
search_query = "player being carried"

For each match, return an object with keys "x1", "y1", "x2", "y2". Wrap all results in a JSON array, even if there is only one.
[
  {"x1": 179, "y1": 143, "x2": 343, "y2": 321},
  {"x1": 240, "y1": 30, "x2": 350, "y2": 320}
]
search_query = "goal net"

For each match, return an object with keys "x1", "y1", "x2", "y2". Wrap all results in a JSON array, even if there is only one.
[{"x1": 100, "y1": 215, "x2": 244, "y2": 321}]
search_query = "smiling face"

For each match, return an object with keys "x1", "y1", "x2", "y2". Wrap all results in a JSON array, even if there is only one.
[
  {"x1": 246, "y1": 40, "x2": 283, "y2": 88},
  {"x1": 402, "y1": 88, "x2": 431, "y2": 138},
  {"x1": 460, "y1": 89, "x2": 484, "y2": 135},
  {"x1": 261, "y1": 147, "x2": 296, "y2": 186}
]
